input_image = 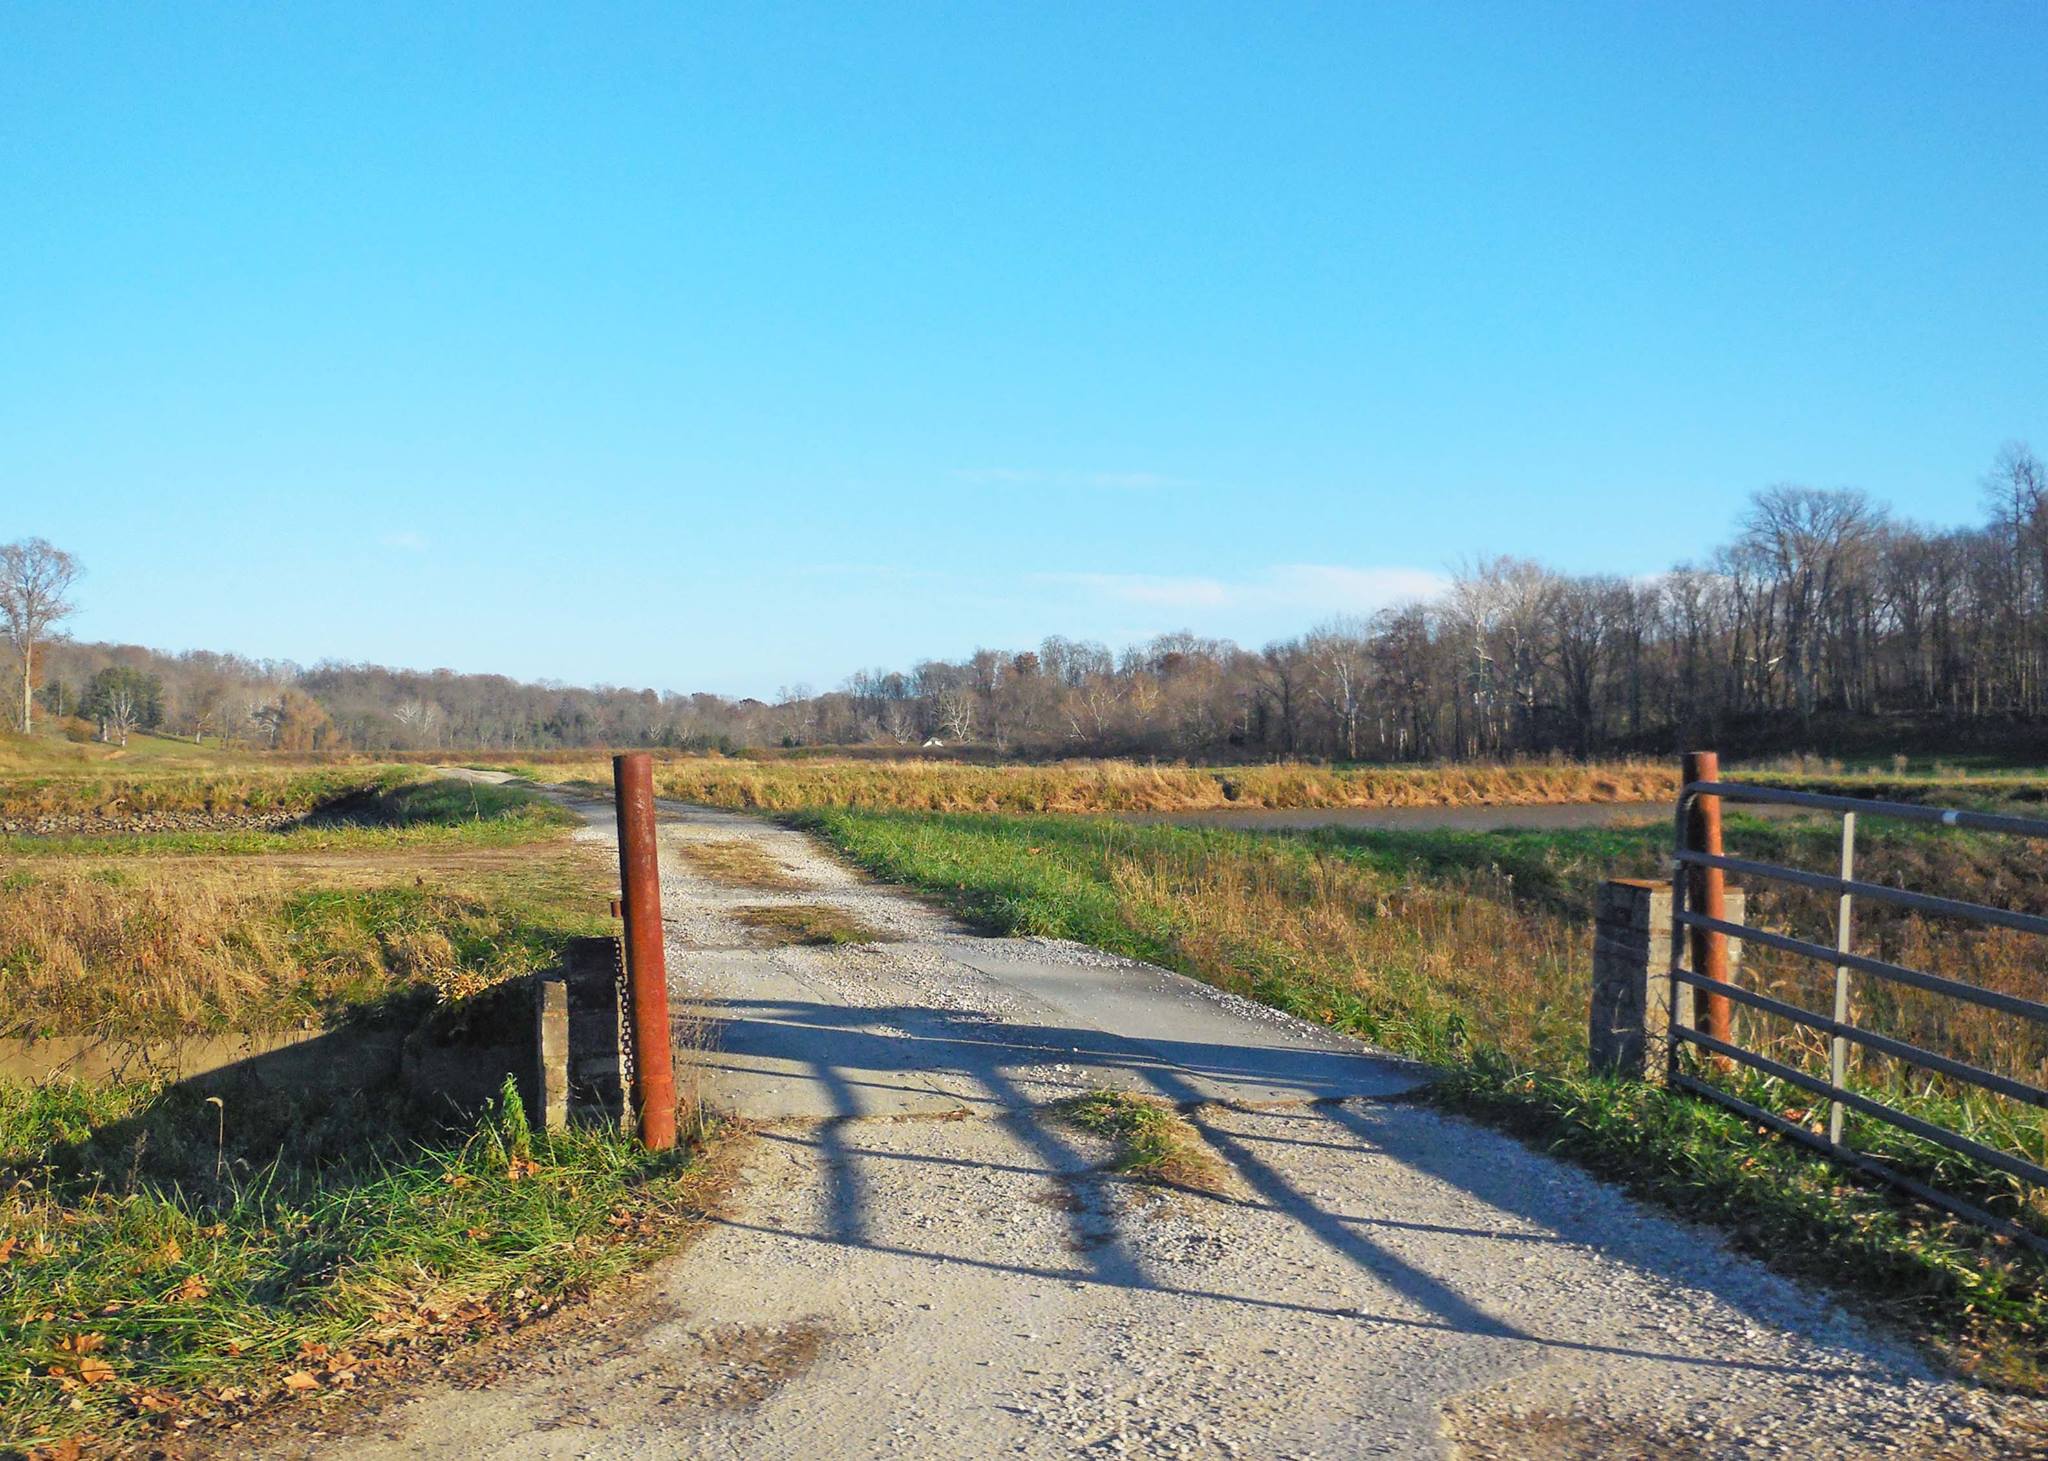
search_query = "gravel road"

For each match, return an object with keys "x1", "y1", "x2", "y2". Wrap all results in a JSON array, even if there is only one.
[{"x1": 271, "y1": 785, "x2": 2042, "y2": 1460}]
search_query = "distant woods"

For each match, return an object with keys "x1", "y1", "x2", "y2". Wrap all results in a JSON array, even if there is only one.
[
  {"x1": 780, "y1": 443, "x2": 2048, "y2": 762},
  {"x1": 18, "y1": 440, "x2": 2048, "y2": 760}
]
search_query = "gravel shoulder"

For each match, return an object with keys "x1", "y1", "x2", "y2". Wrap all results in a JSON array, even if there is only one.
[{"x1": 267, "y1": 787, "x2": 2044, "y2": 1460}]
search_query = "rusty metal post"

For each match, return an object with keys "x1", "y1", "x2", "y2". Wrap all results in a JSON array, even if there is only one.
[
  {"x1": 1683, "y1": 750, "x2": 1732, "y2": 1048},
  {"x1": 613, "y1": 753, "x2": 677, "y2": 1151}
]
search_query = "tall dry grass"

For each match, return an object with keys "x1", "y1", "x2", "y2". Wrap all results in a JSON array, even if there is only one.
[
  {"x1": 1105, "y1": 834, "x2": 1581, "y2": 1056},
  {"x1": 0, "y1": 853, "x2": 605, "y2": 1039},
  {"x1": 634, "y1": 757, "x2": 1677, "y2": 814},
  {"x1": 0, "y1": 766, "x2": 411, "y2": 822},
  {"x1": 0, "y1": 866, "x2": 285, "y2": 1035}
]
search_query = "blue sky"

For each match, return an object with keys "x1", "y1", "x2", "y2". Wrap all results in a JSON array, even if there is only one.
[{"x1": 4, "y1": 3, "x2": 2043, "y2": 699}]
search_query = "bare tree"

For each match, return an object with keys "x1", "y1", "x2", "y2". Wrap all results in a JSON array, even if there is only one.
[
  {"x1": 0, "y1": 539, "x2": 82, "y2": 734},
  {"x1": 1739, "y1": 487, "x2": 1879, "y2": 721},
  {"x1": 393, "y1": 697, "x2": 444, "y2": 745},
  {"x1": 937, "y1": 686, "x2": 977, "y2": 742}
]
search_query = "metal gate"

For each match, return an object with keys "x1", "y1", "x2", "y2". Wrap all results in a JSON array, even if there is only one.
[{"x1": 1668, "y1": 769, "x2": 2048, "y2": 1250}]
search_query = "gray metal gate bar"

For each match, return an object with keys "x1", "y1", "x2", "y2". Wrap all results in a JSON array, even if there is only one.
[
  {"x1": 1675, "y1": 845, "x2": 2048, "y2": 938},
  {"x1": 1667, "y1": 967, "x2": 2048, "y2": 1108},
  {"x1": 1681, "y1": 1026, "x2": 2048, "y2": 1189},
  {"x1": 1665, "y1": 771, "x2": 2048, "y2": 1244},
  {"x1": 1675, "y1": 908, "x2": 2048, "y2": 1023}
]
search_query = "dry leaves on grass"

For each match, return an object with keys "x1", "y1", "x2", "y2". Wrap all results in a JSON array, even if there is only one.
[{"x1": 52, "y1": 1355, "x2": 116, "y2": 1386}]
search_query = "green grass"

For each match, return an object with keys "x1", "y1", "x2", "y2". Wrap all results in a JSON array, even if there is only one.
[
  {"x1": 795, "y1": 805, "x2": 2048, "y2": 1388},
  {"x1": 0, "y1": 1075, "x2": 709, "y2": 1452}
]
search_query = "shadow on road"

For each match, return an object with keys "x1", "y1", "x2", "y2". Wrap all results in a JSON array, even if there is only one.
[{"x1": 696, "y1": 996, "x2": 1899, "y2": 1385}]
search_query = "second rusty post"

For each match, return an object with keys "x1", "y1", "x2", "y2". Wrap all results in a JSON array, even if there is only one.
[
  {"x1": 1682, "y1": 749, "x2": 1732, "y2": 1048},
  {"x1": 613, "y1": 752, "x2": 677, "y2": 1151}
]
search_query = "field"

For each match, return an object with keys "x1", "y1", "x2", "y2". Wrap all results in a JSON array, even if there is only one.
[
  {"x1": 14, "y1": 739, "x2": 2048, "y2": 1438},
  {"x1": 786, "y1": 792, "x2": 2048, "y2": 1388},
  {"x1": 0, "y1": 752, "x2": 712, "y2": 1453}
]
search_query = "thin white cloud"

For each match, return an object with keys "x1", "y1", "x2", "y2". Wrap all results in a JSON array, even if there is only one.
[
  {"x1": 1081, "y1": 471, "x2": 1191, "y2": 490},
  {"x1": 1056, "y1": 573, "x2": 1236, "y2": 608},
  {"x1": 379, "y1": 531, "x2": 429, "y2": 553},
  {"x1": 1047, "y1": 564, "x2": 1448, "y2": 616},
  {"x1": 954, "y1": 468, "x2": 1194, "y2": 490}
]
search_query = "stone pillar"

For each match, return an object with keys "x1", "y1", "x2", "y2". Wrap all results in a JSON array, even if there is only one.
[
  {"x1": 1590, "y1": 879, "x2": 1744, "y2": 1080},
  {"x1": 533, "y1": 973, "x2": 572, "y2": 1133}
]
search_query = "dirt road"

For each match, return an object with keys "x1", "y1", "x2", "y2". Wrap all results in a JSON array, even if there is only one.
[{"x1": 271, "y1": 786, "x2": 2037, "y2": 1459}]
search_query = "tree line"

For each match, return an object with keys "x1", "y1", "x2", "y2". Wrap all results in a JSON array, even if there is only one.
[
  {"x1": 7, "y1": 441, "x2": 2043, "y2": 760},
  {"x1": 786, "y1": 444, "x2": 2048, "y2": 760}
]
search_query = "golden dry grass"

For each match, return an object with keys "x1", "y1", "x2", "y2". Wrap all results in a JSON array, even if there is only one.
[
  {"x1": 0, "y1": 847, "x2": 610, "y2": 1039},
  {"x1": 1097, "y1": 830, "x2": 1578, "y2": 1057},
  {"x1": 590, "y1": 757, "x2": 1679, "y2": 815},
  {"x1": 675, "y1": 839, "x2": 808, "y2": 889},
  {"x1": 728, "y1": 903, "x2": 889, "y2": 946},
  {"x1": 0, "y1": 765, "x2": 411, "y2": 821}
]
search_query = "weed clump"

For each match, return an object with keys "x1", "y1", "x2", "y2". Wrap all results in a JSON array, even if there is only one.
[{"x1": 1053, "y1": 1090, "x2": 1228, "y2": 1193}]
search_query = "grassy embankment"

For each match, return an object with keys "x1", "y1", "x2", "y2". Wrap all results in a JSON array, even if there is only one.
[
  {"x1": 502, "y1": 753, "x2": 1676, "y2": 812},
  {"x1": 0, "y1": 762, "x2": 714, "y2": 1453},
  {"x1": 0, "y1": 763, "x2": 415, "y2": 822},
  {"x1": 646, "y1": 756, "x2": 1678, "y2": 813},
  {"x1": 785, "y1": 777, "x2": 2048, "y2": 1389}
]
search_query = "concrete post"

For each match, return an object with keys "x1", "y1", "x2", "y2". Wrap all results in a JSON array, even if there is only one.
[
  {"x1": 565, "y1": 935, "x2": 629, "y2": 1127},
  {"x1": 533, "y1": 973, "x2": 571, "y2": 1133},
  {"x1": 1590, "y1": 878, "x2": 1744, "y2": 1080}
]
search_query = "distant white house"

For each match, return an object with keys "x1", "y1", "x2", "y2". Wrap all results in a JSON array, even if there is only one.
[{"x1": 923, "y1": 737, "x2": 945, "y2": 748}]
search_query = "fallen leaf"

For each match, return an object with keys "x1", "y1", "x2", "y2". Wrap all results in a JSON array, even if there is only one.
[
  {"x1": 56, "y1": 1333, "x2": 106, "y2": 1355},
  {"x1": 160, "y1": 1239, "x2": 182, "y2": 1263},
  {"x1": 281, "y1": 1370, "x2": 320, "y2": 1393},
  {"x1": 77, "y1": 1355, "x2": 115, "y2": 1385},
  {"x1": 170, "y1": 1274, "x2": 209, "y2": 1303},
  {"x1": 0, "y1": 1236, "x2": 15, "y2": 1264}
]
